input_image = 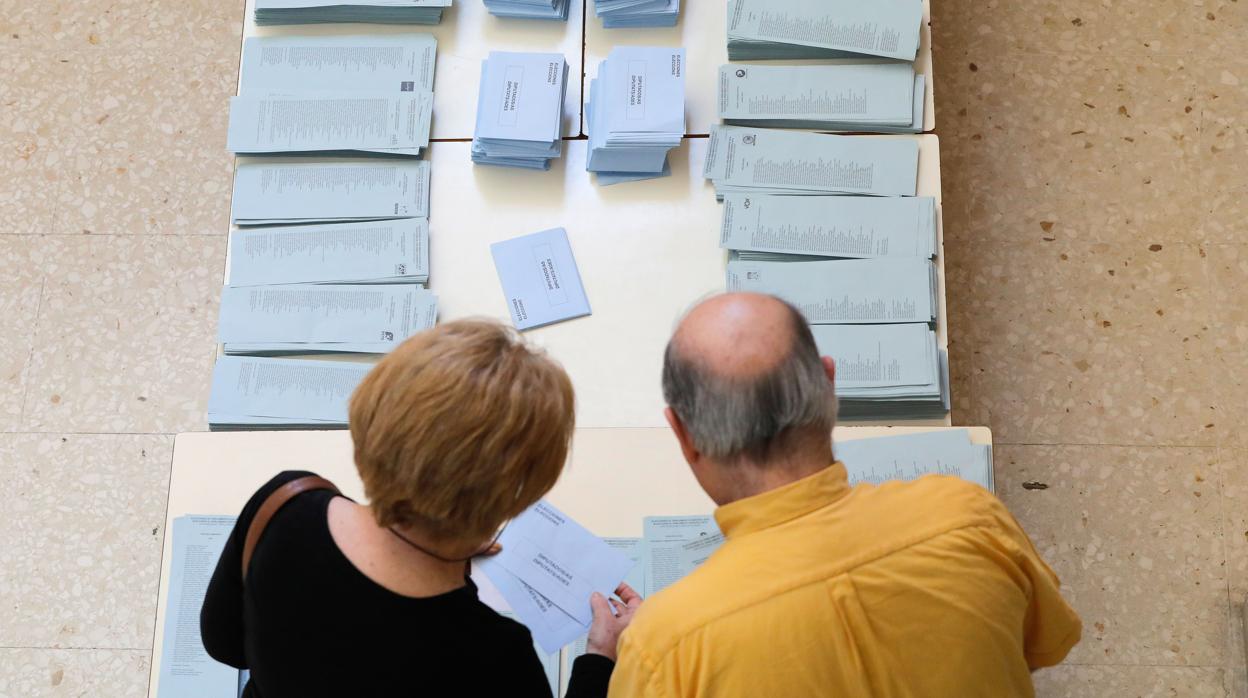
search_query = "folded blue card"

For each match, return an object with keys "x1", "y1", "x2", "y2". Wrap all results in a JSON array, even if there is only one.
[{"x1": 491, "y1": 228, "x2": 591, "y2": 330}]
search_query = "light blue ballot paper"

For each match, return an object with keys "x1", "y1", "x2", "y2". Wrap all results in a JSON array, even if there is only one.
[
  {"x1": 207, "y1": 356, "x2": 372, "y2": 426},
  {"x1": 720, "y1": 194, "x2": 937, "y2": 259},
  {"x1": 217, "y1": 284, "x2": 436, "y2": 346},
  {"x1": 227, "y1": 91, "x2": 433, "y2": 156},
  {"x1": 727, "y1": 258, "x2": 937, "y2": 325},
  {"x1": 227, "y1": 219, "x2": 429, "y2": 286},
  {"x1": 834, "y1": 429, "x2": 994, "y2": 492},
  {"x1": 645, "y1": 533, "x2": 725, "y2": 595},
  {"x1": 157, "y1": 516, "x2": 239, "y2": 698},
  {"x1": 481, "y1": 500, "x2": 635, "y2": 626},
  {"x1": 488, "y1": 567, "x2": 588, "y2": 653},
  {"x1": 490, "y1": 228, "x2": 591, "y2": 330},
  {"x1": 239, "y1": 35, "x2": 438, "y2": 94},
  {"x1": 643, "y1": 515, "x2": 719, "y2": 541},
  {"x1": 231, "y1": 160, "x2": 430, "y2": 225},
  {"x1": 718, "y1": 63, "x2": 916, "y2": 129},
  {"x1": 727, "y1": 0, "x2": 923, "y2": 62}
]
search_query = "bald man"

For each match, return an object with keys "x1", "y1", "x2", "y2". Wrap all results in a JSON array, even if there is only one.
[{"x1": 607, "y1": 293, "x2": 1081, "y2": 698}]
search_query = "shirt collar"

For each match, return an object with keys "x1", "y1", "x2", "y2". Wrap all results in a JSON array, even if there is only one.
[{"x1": 714, "y1": 462, "x2": 851, "y2": 538}]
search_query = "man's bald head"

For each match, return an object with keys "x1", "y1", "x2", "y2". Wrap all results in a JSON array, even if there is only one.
[{"x1": 662, "y1": 293, "x2": 837, "y2": 465}]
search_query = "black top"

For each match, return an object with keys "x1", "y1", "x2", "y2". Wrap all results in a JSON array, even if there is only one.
[{"x1": 201, "y1": 471, "x2": 613, "y2": 698}]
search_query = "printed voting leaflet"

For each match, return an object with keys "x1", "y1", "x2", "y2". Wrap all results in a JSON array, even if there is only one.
[
  {"x1": 484, "y1": 0, "x2": 570, "y2": 21},
  {"x1": 720, "y1": 194, "x2": 937, "y2": 260},
  {"x1": 472, "y1": 52, "x2": 569, "y2": 170},
  {"x1": 231, "y1": 160, "x2": 430, "y2": 226},
  {"x1": 207, "y1": 356, "x2": 373, "y2": 430},
  {"x1": 227, "y1": 91, "x2": 433, "y2": 157},
  {"x1": 239, "y1": 34, "x2": 438, "y2": 95},
  {"x1": 811, "y1": 324, "x2": 948, "y2": 420},
  {"x1": 227, "y1": 219, "x2": 430, "y2": 287},
  {"x1": 835, "y1": 429, "x2": 994, "y2": 492},
  {"x1": 726, "y1": 0, "x2": 923, "y2": 61},
  {"x1": 490, "y1": 228, "x2": 591, "y2": 330},
  {"x1": 254, "y1": 0, "x2": 452, "y2": 26},
  {"x1": 593, "y1": 0, "x2": 680, "y2": 28},
  {"x1": 586, "y1": 47, "x2": 686, "y2": 183},
  {"x1": 727, "y1": 258, "x2": 937, "y2": 325}
]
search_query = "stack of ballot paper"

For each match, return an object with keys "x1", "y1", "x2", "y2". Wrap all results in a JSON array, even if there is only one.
[
  {"x1": 586, "y1": 47, "x2": 686, "y2": 184},
  {"x1": 227, "y1": 91, "x2": 433, "y2": 157},
  {"x1": 484, "y1": 0, "x2": 570, "y2": 20},
  {"x1": 231, "y1": 160, "x2": 431, "y2": 226},
  {"x1": 254, "y1": 0, "x2": 451, "y2": 25},
  {"x1": 239, "y1": 34, "x2": 438, "y2": 96},
  {"x1": 727, "y1": 258, "x2": 938, "y2": 325},
  {"x1": 726, "y1": 0, "x2": 924, "y2": 61},
  {"x1": 703, "y1": 126, "x2": 919, "y2": 199},
  {"x1": 720, "y1": 194, "x2": 937, "y2": 260},
  {"x1": 218, "y1": 284, "x2": 439, "y2": 356},
  {"x1": 208, "y1": 356, "x2": 373, "y2": 430},
  {"x1": 471, "y1": 52, "x2": 569, "y2": 170},
  {"x1": 835, "y1": 429, "x2": 994, "y2": 491},
  {"x1": 718, "y1": 64, "x2": 925, "y2": 133},
  {"x1": 593, "y1": 0, "x2": 680, "y2": 28},
  {"x1": 491, "y1": 228, "x2": 591, "y2": 330},
  {"x1": 812, "y1": 324, "x2": 948, "y2": 419},
  {"x1": 228, "y1": 219, "x2": 430, "y2": 287}
]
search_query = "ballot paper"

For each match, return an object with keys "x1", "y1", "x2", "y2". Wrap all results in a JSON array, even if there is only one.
[
  {"x1": 835, "y1": 429, "x2": 994, "y2": 492},
  {"x1": 232, "y1": 160, "x2": 430, "y2": 225},
  {"x1": 254, "y1": 0, "x2": 452, "y2": 26},
  {"x1": 812, "y1": 324, "x2": 948, "y2": 419},
  {"x1": 720, "y1": 194, "x2": 937, "y2": 260},
  {"x1": 207, "y1": 356, "x2": 373, "y2": 430},
  {"x1": 227, "y1": 91, "x2": 433, "y2": 157},
  {"x1": 240, "y1": 35, "x2": 438, "y2": 95},
  {"x1": 718, "y1": 63, "x2": 924, "y2": 133},
  {"x1": 156, "y1": 516, "x2": 241, "y2": 698},
  {"x1": 472, "y1": 52, "x2": 569, "y2": 170},
  {"x1": 586, "y1": 47, "x2": 686, "y2": 181},
  {"x1": 726, "y1": 0, "x2": 924, "y2": 61},
  {"x1": 491, "y1": 228, "x2": 591, "y2": 330},
  {"x1": 218, "y1": 284, "x2": 438, "y2": 355},
  {"x1": 484, "y1": 0, "x2": 570, "y2": 20},
  {"x1": 727, "y1": 258, "x2": 937, "y2": 325},
  {"x1": 227, "y1": 219, "x2": 429, "y2": 287},
  {"x1": 593, "y1": 0, "x2": 680, "y2": 28},
  {"x1": 704, "y1": 126, "x2": 919, "y2": 198},
  {"x1": 646, "y1": 533, "x2": 725, "y2": 595}
]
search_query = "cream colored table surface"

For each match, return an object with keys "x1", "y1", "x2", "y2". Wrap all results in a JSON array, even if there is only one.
[
  {"x1": 148, "y1": 424, "x2": 990, "y2": 697},
  {"x1": 240, "y1": 0, "x2": 587, "y2": 139},
  {"x1": 225, "y1": 134, "x2": 949, "y2": 429},
  {"x1": 583, "y1": 0, "x2": 936, "y2": 136}
]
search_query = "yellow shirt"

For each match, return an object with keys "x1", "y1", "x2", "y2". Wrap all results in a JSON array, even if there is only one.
[{"x1": 609, "y1": 463, "x2": 1081, "y2": 698}]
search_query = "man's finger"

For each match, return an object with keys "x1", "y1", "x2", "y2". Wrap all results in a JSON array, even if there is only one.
[
  {"x1": 615, "y1": 582, "x2": 642, "y2": 605},
  {"x1": 609, "y1": 598, "x2": 625, "y2": 615},
  {"x1": 590, "y1": 592, "x2": 612, "y2": 620}
]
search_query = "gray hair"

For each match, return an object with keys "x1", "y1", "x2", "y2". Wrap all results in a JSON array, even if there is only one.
[{"x1": 662, "y1": 299, "x2": 837, "y2": 463}]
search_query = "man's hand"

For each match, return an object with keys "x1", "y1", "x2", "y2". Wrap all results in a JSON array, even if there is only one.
[{"x1": 586, "y1": 583, "x2": 643, "y2": 662}]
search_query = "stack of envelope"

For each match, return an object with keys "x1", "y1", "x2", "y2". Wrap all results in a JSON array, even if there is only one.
[
  {"x1": 812, "y1": 324, "x2": 948, "y2": 420},
  {"x1": 718, "y1": 63, "x2": 924, "y2": 134},
  {"x1": 472, "y1": 52, "x2": 569, "y2": 170},
  {"x1": 586, "y1": 47, "x2": 686, "y2": 184},
  {"x1": 726, "y1": 0, "x2": 923, "y2": 61},
  {"x1": 593, "y1": 0, "x2": 680, "y2": 27},
  {"x1": 483, "y1": 0, "x2": 571, "y2": 20},
  {"x1": 255, "y1": 0, "x2": 452, "y2": 25}
]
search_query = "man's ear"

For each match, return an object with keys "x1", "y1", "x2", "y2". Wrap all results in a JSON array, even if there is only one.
[
  {"x1": 821, "y1": 356, "x2": 836, "y2": 385},
  {"x1": 664, "y1": 407, "x2": 700, "y2": 466}
]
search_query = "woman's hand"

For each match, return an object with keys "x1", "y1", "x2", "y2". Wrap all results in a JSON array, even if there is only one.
[{"x1": 585, "y1": 583, "x2": 643, "y2": 662}]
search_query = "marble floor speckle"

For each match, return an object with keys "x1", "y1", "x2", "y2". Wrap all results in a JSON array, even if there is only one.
[{"x1": 0, "y1": 0, "x2": 1243, "y2": 695}]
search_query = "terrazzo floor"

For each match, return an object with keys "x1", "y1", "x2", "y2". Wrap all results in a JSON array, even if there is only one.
[{"x1": 0, "y1": 0, "x2": 1244, "y2": 696}]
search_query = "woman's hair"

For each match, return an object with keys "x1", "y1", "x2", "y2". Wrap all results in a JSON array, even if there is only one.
[{"x1": 349, "y1": 319, "x2": 575, "y2": 542}]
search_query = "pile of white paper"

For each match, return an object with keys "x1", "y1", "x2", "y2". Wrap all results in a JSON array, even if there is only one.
[
  {"x1": 255, "y1": 0, "x2": 451, "y2": 25},
  {"x1": 726, "y1": 257, "x2": 937, "y2": 325},
  {"x1": 484, "y1": 0, "x2": 571, "y2": 20},
  {"x1": 472, "y1": 52, "x2": 569, "y2": 170},
  {"x1": 726, "y1": 0, "x2": 923, "y2": 61},
  {"x1": 586, "y1": 47, "x2": 686, "y2": 184},
  {"x1": 718, "y1": 63, "x2": 925, "y2": 133},
  {"x1": 720, "y1": 194, "x2": 937, "y2": 260},
  {"x1": 231, "y1": 160, "x2": 431, "y2": 226},
  {"x1": 593, "y1": 0, "x2": 680, "y2": 28},
  {"x1": 812, "y1": 324, "x2": 947, "y2": 420},
  {"x1": 835, "y1": 429, "x2": 994, "y2": 491},
  {"x1": 227, "y1": 219, "x2": 431, "y2": 287},
  {"x1": 703, "y1": 126, "x2": 919, "y2": 199},
  {"x1": 208, "y1": 356, "x2": 373, "y2": 430},
  {"x1": 218, "y1": 284, "x2": 439, "y2": 356}
]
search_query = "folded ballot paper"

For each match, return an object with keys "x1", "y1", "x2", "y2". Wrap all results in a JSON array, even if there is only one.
[
  {"x1": 484, "y1": 0, "x2": 570, "y2": 20},
  {"x1": 704, "y1": 127, "x2": 919, "y2": 199},
  {"x1": 491, "y1": 228, "x2": 590, "y2": 330},
  {"x1": 227, "y1": 91, "x2": 433, "y2": 157},
  {"x1": 812, "y1": 324, "x2": 948, "y2": 420},
  {"x1": 472, "y1": 52, "x2": 569, "y2": 170},
  {"x1": 835, "y1": 429, "x2": 995, "y2": 492},
  {"x1": 254, "y1": 0, "x2": 451, "y2": 26},
  {"x1": 593, "y1": 0, "x2": 680, "y2": 28},
  {"x1": 726, "y1": 0, "x2": 923, "y2": 61},
  {"x1": 718, "y1": 64, "x2": 925, "y2": 134},
  {"x1": 727, "y1": 258, "x2": 937, "y2": 325},
  {"x1": 239, "y1": 34, "x2": 438, "y2": 95},
  {"x1": 231, "y1": 160, "x2": 430, "y2": 226},
  {"x1": 228, "y1": 219, "x2": 430, "y2": 287},
  {"x1": 207, "y1": 356, "x2": 373, "y2": 430},
  {"x1": 720, "y1": 194, "x2": 936, "y2": 260},
  {"x1": 218, "y1": 284, "x2": 438, "y2": 356},
  {"x1": 586, "y1": 47, "x2": 686, "y2": 184}
]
